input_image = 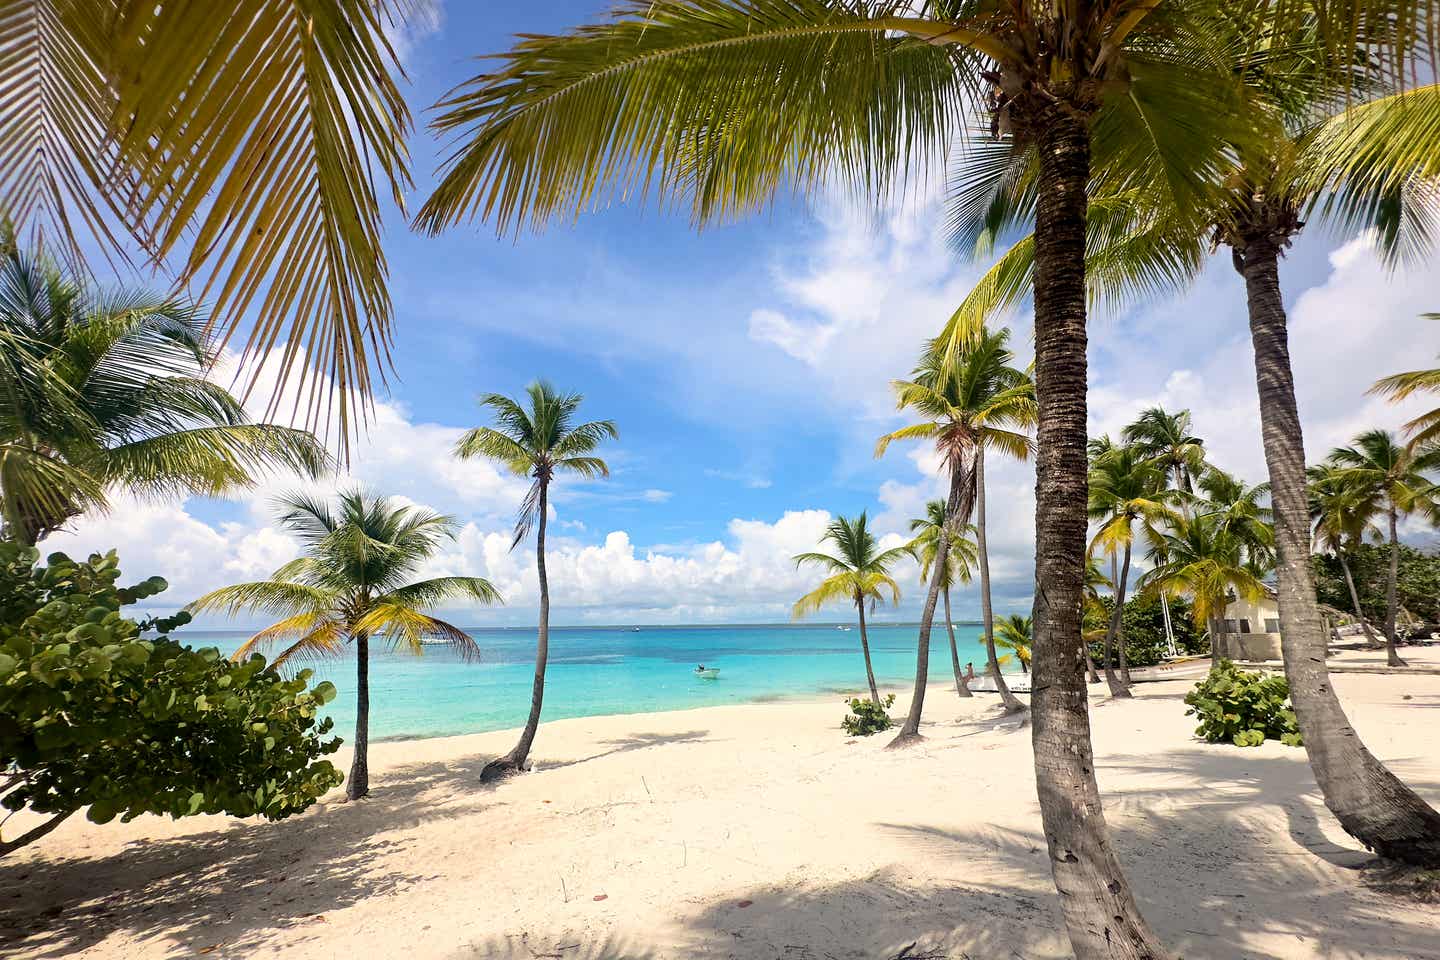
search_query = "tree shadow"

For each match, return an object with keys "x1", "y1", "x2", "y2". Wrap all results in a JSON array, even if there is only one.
[
  {"x1": 539, "y1": 730, "x2": 713, "y2": 771},
  {"x1": 0, "y1": 751, "x2": 508, "y2": 959},
  {"x1": 447, "y1": 934, "x2": 654, "y2": 960}
]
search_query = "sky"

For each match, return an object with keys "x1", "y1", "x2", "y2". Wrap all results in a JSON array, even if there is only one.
[{"x1": 41, "y1": 1, "x2": 1440, "y2": 628}]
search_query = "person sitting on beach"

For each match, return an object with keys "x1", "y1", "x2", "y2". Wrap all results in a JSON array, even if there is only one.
[{"x1": 965, "y1": 662, "x2": 977, "y2": 681}]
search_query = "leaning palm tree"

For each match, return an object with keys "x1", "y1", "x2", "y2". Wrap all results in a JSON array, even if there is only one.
[
  {"x1": 412, "y1": 0, "x2": 1434, "y2": 948},
  {"x1": 190, "y1": 491, "x2": 501, "y2": 800},
  {"x1": 0, "y1": 243, "x2": 327, "y2": 546},
  {"x1": 455, "y1": 382, "x2": 616, "y2": 779},
  {"x1": 877, "y1": 328, "x2": 1035, "y2": 729},
  {"x1": 995, "y1": 615, "x2": 1033, "y2": 674},
  {"x1": 908, "y1": 499, "x2": 980, "y2": 697},
  {"x1": 0, "y1": 2, "x2": 414, "y2": 447},
  {"x1": 793, "y1": 512, "x2": 911, "y2": 705},
  {"x1": 1087, "y1": 444, "x2": 1177, "y2": 694},
  {"x1": 1325, "y1": 430, "x2": 1440, "y2": 666},
  {"x1": 1370, "y1": 314, "x2": 1440, "y2": 447},
  {"x1": 1308, "y1": 462, "x2": 1384, "y2": 645},
  {"x1": 1140, "y1": 516, "x2": 1268, "y2": 661}
]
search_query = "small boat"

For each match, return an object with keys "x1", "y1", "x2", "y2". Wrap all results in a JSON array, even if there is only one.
[{"x1": 694, "y1": 666, "x2": 720, "y2": 679}]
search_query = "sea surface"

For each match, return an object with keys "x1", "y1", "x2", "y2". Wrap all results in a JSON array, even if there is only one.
[{"x1": 187, "y1": 622, "x2": 1010, "y2": 742}]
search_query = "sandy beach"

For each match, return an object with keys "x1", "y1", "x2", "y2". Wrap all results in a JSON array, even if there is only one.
[{"x1": 3, "y1": 660, "x2": 1438, "y2": 960}]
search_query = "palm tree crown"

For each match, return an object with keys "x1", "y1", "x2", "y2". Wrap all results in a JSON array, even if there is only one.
[
  {"x1": 1326, "y1": 430, "x2": 1440, "y2": 522},
  {"x1": 0, "y1": 243, "x2": 327, "y2": 546},
  {"x1": 907, "y1": 499, "x2": 978, "y2": 592},
  {"x1": 1370, "y1": 316, "x2": 1440, "y2": 447},
  {"x1": 792, "y1": 513, "x2": 908, "y2": 618},
  {"x1": 1140, "y1": 516, "x2": 1267, "y2": 628},
  {"x1": 1120, "y1": 407, "x2": 1206, "y2": 498},
  {"x1": 995, "y1": 615, "x2": 1033, "y2": 673}
]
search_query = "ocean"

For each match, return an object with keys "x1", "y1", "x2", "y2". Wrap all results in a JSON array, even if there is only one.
[{"x1": 188, "y1": 622, "x2": 1010, "y2": 742}]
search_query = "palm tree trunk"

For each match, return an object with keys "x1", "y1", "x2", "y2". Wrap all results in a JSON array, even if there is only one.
[
  {"x1": 1160, "y1": 594, "x2": 1177, "y2": 656},
  {"x1": 1384, "y1": 506, "x2": 1407, "y2": 666},
  {"x1": 1101, "y1": 551, "x2": 1131, "y2": 697},
  {"x1": 944, "y1": 587, "x2": 973, "y2": 697},
  {"x1": 1240, "y1": 237, "x2": 1440, "y2": 866},
  {"x1": 977, "y1": 446, "x2": 1024, "y2": 713},
  {"x1": 857, "y1": 597, "x2": 882, "y2": 705},
  {"x1": 1084, "y1": 645, "x2": 1101, "y2": 684},
  {"x1": 1338, "y1": 551, "x2": 1380, "y2": 646},
  {"x1": 1116, "y1": 542, "x2": 1133, "y2": 684},
  {"x1": 1208, "y1": 617, "x2": 1226, "y2": 664},
  {"x1": 347, "y1": 631, "x2": 370, "y2": 800},
  {"x1": 484, "y1": 480, "x2": 551, "y2": 779},
  {"x1": 1027, "y1": 109, "x2": 1170, "y2": 958}
]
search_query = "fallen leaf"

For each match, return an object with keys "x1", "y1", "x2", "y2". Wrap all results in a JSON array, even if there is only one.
[
  {"x1": 592, "y1": 894, "x2": 608, "y2": 902},
  {"x1": 198, "y1": 947, "x2": 219, "y2": 955},
  {"x1": 737, "y1": 900, "x2": 754, "y2": 908}
]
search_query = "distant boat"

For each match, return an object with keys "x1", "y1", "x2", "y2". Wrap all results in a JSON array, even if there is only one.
[
  {"x1": 694, "y1": 666, "x2": 720, "y2": 679},
  {"x1": 632, "y1": 626, "x2": 641, "y2": 631},
  {"x1": 836, "y1": 625, "x2": 850, "y2": 631}
]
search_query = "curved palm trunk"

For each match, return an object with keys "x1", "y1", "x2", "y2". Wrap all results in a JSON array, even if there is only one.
[
  {"x1": 1338, "y1": 551, "x2": 1380, "y2": 645},
  {"x1": 1028, "y1": 111, "x2": 1170, "y2": 958},
  {"x1": 1241, "y1": 240, "x2": 1440, "y2": 866},
  {"x1": 484, "y1": 480, "x2": 551, "y2": 779},
  {"x1": 347, "y1": 631, "x2": 370, "y2": 800},
  {"x1": 856, "y1": 597, "x2": 882, "y2": 705},
  {"x1": 1102, "y1": 546, "x2": 1134, "y2": 696},
  {"x1": 976, "y1": 447, "x2": 1024, "y2": 713},
  {"x1": 944, "y1": 587, "x2": 973, "y2": 697},
  {"x1": 1100, "y1": 552, "x2": 1130, "y2": 696},
  {"x1": 1384, "y1": 507, "x2": 1407, "y2": 666},
  {"x1": 1084, "y1": 646, "x2": 1101, "y2": 684}
]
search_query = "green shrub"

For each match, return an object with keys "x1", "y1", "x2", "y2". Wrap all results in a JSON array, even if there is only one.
[
  {"x1": 1088, "y1": 594, "x2": 1205, "y2": 667},
  {"x1": 0, "y1": 545, "x2": 343, "y2": 851},
  {"x1": 1184, "y1": 660, "x2": 1302, "y2": 747},
  {"x1": 841, "y1": 694, "x2": 895, "y2": 736}
]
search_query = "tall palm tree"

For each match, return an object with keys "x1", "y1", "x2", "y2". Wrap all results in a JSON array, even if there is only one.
[
  {"x1": 877, "y1": 328, "x2": 1035, "y2": 729},
  {"x1": 1325, "y1": 430, "x2": 1440, "y2": 666},
  {"x1": 455, "y1": 382, "x2": 616, "y2": 779},
  {"x1": 0, "y1": 243, "x2": 327, "y2": 546},
  {"x1": 190, "y1": 491, "x2": 501, "y2": 800},
  {"x1": 1371, "y1": 314, "x2": 1440, "y2": 446},
  {"x1": 940, "y1": 57, "x2": 1440, "y2": 866},
  {"x1": 1194, "y1": 467, "x2": 1275, "y2": 566},
  {"x1": 1308, "y1": 462, "x2": 1384, "y2": 644},
  {"x1": 0, "y1": 2, "x2": 415, "y2": 446},
  {"x1": 1121, "y1": 408, "x2": 1207, "y2": 506},
  {"x1": 1140, "y1": 516, "x2": 1269, "y2": 660},
  {"x1": 909, "y1": 499, "x2": 980, "y2": 697},
  {"x1": 1087, "y1": 445, "x2": 1177, "y2": 694},
  {"x1": 411, "y1": 1, "x2": 1432, "y2": 948},
  {"x1": 793, "y1": 512, "x2": 911, "y2": 705},
  {"x1": 995, "y1": 614, "x2": 1033, "y2": 674}
]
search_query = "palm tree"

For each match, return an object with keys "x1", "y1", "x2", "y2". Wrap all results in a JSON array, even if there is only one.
[
  {"x1": 877, "y1": 328, "x2": 1035, "y2": 729},
  {"x1": 455, "y1": 382, "x2": 616, "y2": 779},
  {"x1": 1121, "y1": 408, "x2": 1206, "y2": 506},
  {"x1": 1081, "y1": 556, "x2": 1110, "y2": 684},
  {"x1": 1308, "y1": 463, "x2": 1384, "y2": 645},
  {"x1": 0, "y1": 243, "x2": 327, "y2": 546},
  {"x1": 793, "y1": 512, "x2": 911, "y2": 705},
  {"x1": 1325, "y1": 430, "x2": 1440, "y2": 666},
  {"x1": 411, "y1": 1, "x2": 1433, "y2": 948},
  {"x1": 190, "y1": 491, "x2": 500, "y2": 800},
  {"x1": 995, "y1": 615, "x2": 1032, "y2": 674},
  {"x1": 1370, "y1": 315, "x2": 1440, "y2": 446},
  {"x1": 908, "y1": 499, "x2": 980, "y2": 698},
  {"x1": 0, "y1": 3, "x2": 414, "y2": 446},
  {"x1": 1087, "y1": 445, "x2": 1177, "y2": 695},
  {"x1": 1140, "y1": 516, "x2": 1269, "y2": 661}
]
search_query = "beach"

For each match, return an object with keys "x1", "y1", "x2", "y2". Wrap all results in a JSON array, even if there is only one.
[{"x1": 4, "y1": 658, "x2": 1438, "y2": 960}]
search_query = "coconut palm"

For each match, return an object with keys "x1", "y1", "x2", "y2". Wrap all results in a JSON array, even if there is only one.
[
  {"x1": 877, "y1": 328, "x2": 1035, "y2": 729},
  {"x1": 0, "y1": 243, "x2": 327, "y2": 546},
  {"x1": 190, "y1": 491, "x2": 500, "y2": 800},
  {"x1": 455, "y1": 382, "x2": 617, "y2": 779},
  {"x1": 1325, "y1": 431, "x2": 1440, "y2": 666},
  {"x1": 1140, "y1": 516, "x2": 1269, "y2": 659},
  {"x1": 411, "y1": 0, "x2": 1435, "y2": 947},
  {"x1": 908, "y1": 499, "x2": 980, "y2": 697},
  {"x1": 1194, "y1": 467, "x2": 1275, "y2": 567},
  {"x1": 1087, "y1": 444, "x2": 1178, "y2": 694},
  {"x1": 793, "y1": 512, "x2": 910, "y2": 705},
  {"x1": 1121, "y1": 408, "x2": 1207, "y2": 506},
  {"x1": 995, "y1": 615, "x2": 1033, "y2": 674},
  {"x1": 1371, "y1": 314, "x2": 1440, "y2": 447},
  {"x1": 1308, "y1": 463, "x2": 1385, "y2": 645},
  {"x1": 0, "y1": 2, "x2": 414, "y2": 446}
]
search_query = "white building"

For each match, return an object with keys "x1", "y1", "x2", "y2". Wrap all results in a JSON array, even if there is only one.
[{"x1": 1216, "y1": 588, "x2": 1283, "y2": 661}]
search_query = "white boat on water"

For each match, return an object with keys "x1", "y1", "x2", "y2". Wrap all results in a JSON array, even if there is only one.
[{"x1": 694, "y1": 666, "x2": 720, "y2": 679}]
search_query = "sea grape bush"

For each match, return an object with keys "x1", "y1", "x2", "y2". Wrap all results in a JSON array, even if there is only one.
[
  {"x1": 0, "y1": 545, "x2": 343, "y2": 848},
  {"x1": 1184, "y1": 659, "x2": 1303, "y2": 748},
  {"x1": 841, "y1": 693, "x2": 896, "y2": 736}
]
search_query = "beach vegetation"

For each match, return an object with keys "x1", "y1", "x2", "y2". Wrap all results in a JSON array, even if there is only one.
[
  {"x1": 793, "y1": 513, "x2": 910, "y2": 706},
  {"x1": 841, "y1": 693, "x2": 895, "y2": 737},
  {"x1": 455, "y1": 381, "x2": 616, "y2": 780},
  {"x1": 1312, "y1": 543, "x2": 1440, "y2": 636},
  {"x1": 189, "y1": 491, "x2": 499, "y2": 800},
  {"x1": 0, "y1": 241, "x2": 327, "y2": 547},
  {"x1": 0, "y1": 544, "x2": 342, "y2": 856},
  {"x1": 1185, "y1": 660, "x2": 1303, "y2": 748},
  {"x1": 908, "y1": 500, "x2": 978, "y2": 698},
  {"x1": 993, "y1": 615, "x2": 1032, "y2": 674}
]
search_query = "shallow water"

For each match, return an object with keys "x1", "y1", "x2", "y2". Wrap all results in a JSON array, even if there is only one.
[{"x1": 190, "y1": 622, "x2": 1011, "y2": 741}]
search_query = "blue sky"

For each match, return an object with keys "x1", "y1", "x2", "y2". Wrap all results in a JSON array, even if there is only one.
[{"x1": 45, "y1": 1, "x2": 1440, "y2": 627}]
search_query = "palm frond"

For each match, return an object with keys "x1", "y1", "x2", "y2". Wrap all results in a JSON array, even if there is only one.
[{"x1": 353, "y1": 603, "x2": 484, "y2": 661}]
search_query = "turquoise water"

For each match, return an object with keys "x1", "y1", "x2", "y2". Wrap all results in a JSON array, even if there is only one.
[{"x1": 190, "y1": 622, "x2": 1007, "y2": 742}]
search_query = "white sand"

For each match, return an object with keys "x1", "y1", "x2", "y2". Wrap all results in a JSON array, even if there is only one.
[{"x1": 4, "y1": 660, "x2": 1439, "y2": 960}]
